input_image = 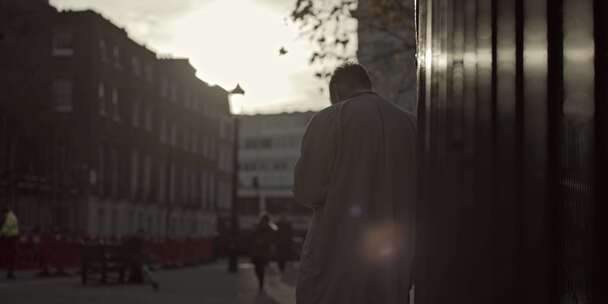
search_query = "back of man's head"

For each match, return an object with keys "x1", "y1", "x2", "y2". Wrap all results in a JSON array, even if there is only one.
[{"x1": 329, "y1": 62, "x2": 373, "y2": 104}]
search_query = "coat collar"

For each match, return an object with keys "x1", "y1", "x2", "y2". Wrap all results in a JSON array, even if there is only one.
[{"x1": 341, "y1": 90, "x2": 377, "y2": 103}]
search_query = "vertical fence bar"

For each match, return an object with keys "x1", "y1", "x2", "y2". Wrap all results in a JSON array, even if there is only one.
[
  {"x1": 494, "y1": 0, "x2": 519, "y2": 302},
  {"x1": 561, "y1": 0, "x2": 595, "y2": 302},
  {"x1": 521, "y1": 0, "x2": 551, "y2": 301},
  {"x1": 593, "y1": 0, "x2": 607, "y2": 302}
]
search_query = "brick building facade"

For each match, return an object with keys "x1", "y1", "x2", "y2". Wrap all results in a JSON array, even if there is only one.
[{"x1": 0, "y1": 0, "x2": 234, "y2": 238}]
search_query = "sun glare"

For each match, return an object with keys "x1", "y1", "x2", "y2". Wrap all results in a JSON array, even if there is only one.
[
  {"x1": 155, "y1": 0, "x2": 319, "y2": 114},
  {"x1": 50, "y1": 0, "x2": 327, "y2": 114}
]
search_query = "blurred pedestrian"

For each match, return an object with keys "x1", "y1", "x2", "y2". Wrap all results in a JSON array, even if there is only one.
[
  {"x1": 124, "y1": 229, "x2": 158, "y2": 291},
  {"x1": 275, "y1": 214, "x2": 294, "y2": 273},
  {"x1": 294, "y1": 63, "x2": 417, "y2": 304},
  {"x1": 1, "y1": 206, "x2": 19, "y2": 279},
  {"x1": 51, "y1": 227, "x2": 69, "y2": 276},
  {"x1": 250, "y1": 214, "x2": 276, "y2": 292}
]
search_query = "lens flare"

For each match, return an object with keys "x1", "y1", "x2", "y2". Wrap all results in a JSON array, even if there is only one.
[{"x1": 361, "y1": 222, "x2": 402, "y2": 264}]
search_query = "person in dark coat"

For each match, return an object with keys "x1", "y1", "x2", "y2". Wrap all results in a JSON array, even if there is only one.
[
  {"x1": 250, "y1": 214, "x2": 277, "y2": 292},
  {"x1": 275, "y1": 215, "x2": 294, "y2": 273},
  {"x1": 294, "y1": 63, "x2": 417, "y2": 304},
  {"x1": 123, "y1": 229, "x2": 158, "y2": 291}
]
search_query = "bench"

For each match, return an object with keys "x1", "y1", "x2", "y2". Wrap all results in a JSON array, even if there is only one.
[{"x1": 80, "y1": 243, "x2": 128, "y2": 285}]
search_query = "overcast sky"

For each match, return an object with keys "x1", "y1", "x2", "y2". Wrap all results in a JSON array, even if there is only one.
[{"x1": 50, "y1": 0, "x2": 330, "y2": 114}]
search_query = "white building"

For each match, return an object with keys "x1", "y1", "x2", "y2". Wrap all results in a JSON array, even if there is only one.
[{"x1": 237, "y1": 112, "x2": 316, "y2": 233}]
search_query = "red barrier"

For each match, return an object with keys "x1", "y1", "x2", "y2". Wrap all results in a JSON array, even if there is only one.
[
  {"x1": 9, "y1": 235, "x2": 214, "y2": 271},
  {"x1": 16, "y1": 236, "x2": 35, "y2": 270}
]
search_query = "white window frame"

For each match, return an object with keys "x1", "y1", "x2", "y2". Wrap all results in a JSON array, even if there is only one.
[
  {"x1": 131, "y1": 56, "x2": 141, "y2": 76},
  {"x1": 52, "y1": 28, "x2": 74, "y2": 57},
  {"x1": 111, "y1": 88, "x2": 120, "y2": 121},
  {"x1": 52, "y1": 79, "x2": 73, "y2": 112},
  {"x1": 132, "y1": 101, "x2": 140, "y2": 127},
  {"x1": 113, "y1": 45, "x2": 121, "y2": 69}
]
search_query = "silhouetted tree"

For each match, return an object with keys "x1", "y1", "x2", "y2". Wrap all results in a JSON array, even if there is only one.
[{"x1": 289, "y1": 0, "x2": 415, "y2": 82}]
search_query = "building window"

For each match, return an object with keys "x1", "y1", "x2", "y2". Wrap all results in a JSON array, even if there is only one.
[
  {"x1": 191, "y1": 218, "x2": 198, "y2": 235},
  {"x1": 201, "y1": 102, "x2": 207, "y2": 115},
  {"x1": 97, "y1": 208, "x2": 105, "y2": 237},
  {"x1": 219, "y1": 150, "x2": 226, "y2": 172},
  {"x1": 145, "y1": 64, "x2": 153, "y2": 82},
  {"x1": 169, "y1": 163, "x2": 176, "y2": 204},
  {"x1": 224, "y1": 121, "x2": 233, "y2": 141},
  {"x1": 170, "y1": 82, "x2": 178, "y2": 102},
  {"x1": 220, "y1": 119, "x2": 232, "y2": 139},
  {"x1": 273, "y1": 161, "x2": 288, "y2": 171},
  {"x1": 138, "y1": 212, "x2": 144, "y2": 231},
  {"x1": 209, "y1": 138, "x2": 216, "y2": 160},
  {"x1": 184, "y1": 92, "x2": 191, "y2": 108},
  {"x1": 52, "y1": 79, "x2": 73, "y2": 112},
  {"x1": 200, "y1": 172, "x2": 207, "y2": 209},
  {"x1": 128, "y1": 210, "x2": 135, "y2": 234},
  {"x1": 192, "y1": 132, "x2": 198, "y2": 153},
  {"x1": 207, "y1": 174, "x2": 215, "y2": 209},
  {"x1": 130, "y1": 149, "x2": 139, "y2": 200},
  {"x1": 171, "y1": 124, "x2": 177, "y2": 146},
  {"x1": 160, "y1": 77, "x2": 168, "y2": 98},
  {"x1": 131, "y1": 56, "x2": 141, "y2": 76},
  {"x1": 245, "y1": 138, "x2": 272, "y2": 149},
  {"x1": 170, "y1": 218, "x2": 176, "y2": 236},
  {"x1": 225, "y1": 149, "x2": 233, "y2": 173},
  {"x1": 205, "y1": 136, "x2": 213, "y2": 159},
  {"x1": 99, "y1": 40, "x2": 108, "y2": 62},
  {"x1": 158, "y1": 159, "x2": 166, "y2": 202},
  {"x1": 160, "y1": 119, "x2": 167, "y2": 144},
  {"x1": 202, "y1": 136, "x2": 208, "y2": 157},
  {"x1": 98, "y1": 82, "x2": 106, "y2": 116},
  {"x1": 110, "y1": 147, "x2": 118, "y2": 197},
  {"x1": 145, "y1": 107, "x2": 153, "y2": 131},
  {"x1": 192, "y1": 97, "x2": 199, "y2": 111},
  {"x1": 239, "y1": 161, "x2": 254, "y2": 172},
  {"x1": 132, "y1": 101, "x2": 140, "y2": 127},
  {"x1": 143, "y1": 154, "x2": 151, "y2": 199},
  {"x1": 111, "y1": 208, "x2": 118, "y2": 236},
  {"x1": 147, "y1": 216, "x2": 153, "y2": 235},
  {"x1": 191, "y1": 170, "x2": 197, "y2": 204},
  {"x1": 183, "y1": 128, "x2": 189, "y2": 151},
  {"x1": 52, "y1": 28, "x2": 74, "y2": 56},
  {"x1": 98, "y1": 145, "x2": 105, "y2": 195},
  {"x1": 156, "y1": 214, "x2": 162, "y2": 236},
  {"x1": 113, "y1": 45, "x2": 121, "y2": 68},
  {"x1": 182, "y1": 168, "x2": 189, "y2": 203},
  {"x1": 111, "y1": 88, "x2": 120, "y2": 121}
]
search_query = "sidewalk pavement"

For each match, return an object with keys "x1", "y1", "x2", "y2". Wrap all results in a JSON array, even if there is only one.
[{"x1": 0, "y1": 261, "x2": 297, "y2": 304}]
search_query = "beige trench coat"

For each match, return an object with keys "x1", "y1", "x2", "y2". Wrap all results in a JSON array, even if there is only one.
[{"x1": 294, "y1": 92, "x2": 417, "y2": 304}]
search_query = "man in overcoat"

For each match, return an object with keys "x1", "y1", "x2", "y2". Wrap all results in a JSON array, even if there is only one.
[{"x1": 294, "y1": 63, "x2": 417, "y2": 304}]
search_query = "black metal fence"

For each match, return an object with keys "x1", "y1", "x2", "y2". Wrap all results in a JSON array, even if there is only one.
[{"x1": 415, "y1": 0, "x2": 604, "y2": 303}]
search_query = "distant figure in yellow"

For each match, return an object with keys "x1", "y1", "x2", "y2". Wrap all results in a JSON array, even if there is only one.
[
  {"x1": 1, "y1": 206, "x2": 19, "y2": 279},
  {"x1": 294, "y1": 63, "x2": 417, "y2": 304}
]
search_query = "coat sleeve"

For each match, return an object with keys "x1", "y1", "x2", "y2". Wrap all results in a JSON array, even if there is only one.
[{"x1": 293, "y1": 110, "x2": 338, "y2": 209}]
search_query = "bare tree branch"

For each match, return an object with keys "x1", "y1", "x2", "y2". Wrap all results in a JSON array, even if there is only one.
[{"x1": 289, "y1": 0, "x2": 415, "y2": 88}]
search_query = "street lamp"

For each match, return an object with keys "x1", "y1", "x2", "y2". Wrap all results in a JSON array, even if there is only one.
[{"x1": 228, "y1": 84, "x2": 244, "y2": 273}]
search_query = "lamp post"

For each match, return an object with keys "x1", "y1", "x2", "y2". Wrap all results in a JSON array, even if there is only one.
[{"x1": 228, "y1": 84, "x2": 244, "y2": 273}]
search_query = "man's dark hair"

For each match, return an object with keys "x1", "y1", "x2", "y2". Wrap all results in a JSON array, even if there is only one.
[{"x1": 329, "y1": 62, "x2": 372, "y2": 104}]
